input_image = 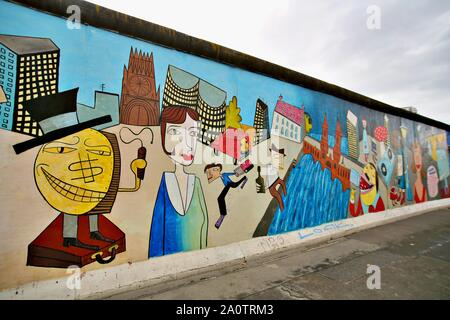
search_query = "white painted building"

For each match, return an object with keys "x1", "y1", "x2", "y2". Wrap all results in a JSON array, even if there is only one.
[{"x1": 271, "y1": 95, "x2": 304, "y2": 143}]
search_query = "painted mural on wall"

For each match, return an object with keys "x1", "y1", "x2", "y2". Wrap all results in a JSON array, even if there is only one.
[{"x1": 0, "y1": 1, "x2": 449, "y2": 280}]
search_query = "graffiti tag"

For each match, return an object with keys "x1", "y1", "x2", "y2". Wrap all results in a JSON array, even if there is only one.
[
  {"x1": 258, "y1": 235, "x2": 286, "y2": 251},
  {"x1": 298, "y1": 221, "x2": 354, "y2": 240}
]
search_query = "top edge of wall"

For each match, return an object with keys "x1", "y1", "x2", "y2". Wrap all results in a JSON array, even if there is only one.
[{"x1": 7, "y1": 0, "x2": 450, "y2": 132}]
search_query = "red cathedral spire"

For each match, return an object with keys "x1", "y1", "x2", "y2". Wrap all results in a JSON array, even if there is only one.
[
  {"x1": 119, "y1": 47, "x2": 160, "y2": 126},
  {"x1": 333, "y1": 119, "x2": 342, "y2": 163},
  {"x1": 321, "y1": 115, "x2": 329, "y2": 155}
]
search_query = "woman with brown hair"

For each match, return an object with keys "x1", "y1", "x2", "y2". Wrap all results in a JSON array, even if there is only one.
[{"x1": 148, "y1": 106, "x2": 209, "y2": 258}]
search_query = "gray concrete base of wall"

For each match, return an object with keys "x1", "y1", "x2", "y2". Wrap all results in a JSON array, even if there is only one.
[{"x1": 1, "y1": 199, "x2": 449, "y2": 300}]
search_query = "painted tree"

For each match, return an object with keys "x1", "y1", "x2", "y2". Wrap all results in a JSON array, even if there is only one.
[
  {"x1": 225, "y1": 96, "x2": 242, "y2": 129},
  {"x1": 304, "y1": 112, "x2": 313, "y2": 134}
]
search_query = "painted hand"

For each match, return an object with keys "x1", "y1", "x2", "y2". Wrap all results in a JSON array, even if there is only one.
[
  {"x1": 131, "y1": 158, "x2": 148, "y2": 182},
  {"x1": 118, "y1": 158, "x2": 148, "y2": 193},
  {"x1": 131, "y1": 158, "x2": 147, "y2": 175}
]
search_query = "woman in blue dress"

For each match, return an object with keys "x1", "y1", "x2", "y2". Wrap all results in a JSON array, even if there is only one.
[{"x1": 148, "y1": 106, "x2": 208, "y2": 258}]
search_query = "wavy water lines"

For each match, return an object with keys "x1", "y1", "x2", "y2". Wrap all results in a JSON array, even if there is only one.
[{"x1": 268, "y1": 154, "x2": 350, "y2": 235}]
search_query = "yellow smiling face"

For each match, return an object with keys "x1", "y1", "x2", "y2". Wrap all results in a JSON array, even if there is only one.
[
  {"x1": 360, "y1": 163, "x2": 378, "y2": 206},
  {"x1": 34, "y1": 129, "x2": 114, "y2": 215}
]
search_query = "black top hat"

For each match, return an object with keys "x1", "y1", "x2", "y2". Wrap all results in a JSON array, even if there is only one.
[
  {"x1": 269, "y1": 143, "x2": 286, "y2": 156},
  {"x1": 13, "y1": 88, "x2": 112, "y2": 154}
]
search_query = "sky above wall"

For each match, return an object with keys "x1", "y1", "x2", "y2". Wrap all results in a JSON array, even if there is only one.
[
  {"x1": 0, "y1": 0, "x2": 366, "y2": 134},
  {"x1": 88, "y1": 0, "x2": 450, "y2": 126}
]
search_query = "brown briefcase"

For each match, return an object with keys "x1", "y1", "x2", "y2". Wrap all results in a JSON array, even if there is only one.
[{"x1": 27, "y1": 213, "x2": 126, "y2": 268}]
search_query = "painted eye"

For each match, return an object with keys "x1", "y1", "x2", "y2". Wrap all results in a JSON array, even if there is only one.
[
  {"x1": 88, "y1": 149, "x2": 111, "y2": 156},
  {"x1": 44, "y1": 146, "x2": 76, "y2": 154},
  {"x1": 168, "y1": 128, "x2": 181, "y2": 135},
  {"x1": 189, "y1": 130, "x2": 198, "y2": 137},
  {"x1": 381, "y1": 164, "x2": 387, "y2": 176}
]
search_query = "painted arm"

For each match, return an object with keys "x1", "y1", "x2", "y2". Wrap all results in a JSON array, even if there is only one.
[
  {"x1": 119, "y1": 147, "x2": 148, "y2": 192},
  {"x1": 148, "y1": 177, "x2": 166, "y2": 258}
]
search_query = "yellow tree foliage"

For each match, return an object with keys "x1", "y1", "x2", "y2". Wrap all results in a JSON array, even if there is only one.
[
  {"x1": 304, "y1": 112, "x2": 313, "y2": 134},
  {"x1": 225, "y1": 96, "x2": 242, "y2": 129}
]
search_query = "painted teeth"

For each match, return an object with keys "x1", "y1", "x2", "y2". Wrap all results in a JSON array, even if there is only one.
[{"x1": 42, "y1": 168, "x2": 106, "y2": 202}]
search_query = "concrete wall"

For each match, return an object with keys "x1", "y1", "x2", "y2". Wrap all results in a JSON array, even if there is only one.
[{"x1": 0, "y1": 0, "x2": 449, "y2": 293}]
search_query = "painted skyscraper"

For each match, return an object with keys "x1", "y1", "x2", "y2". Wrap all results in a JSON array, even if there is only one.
[
  {"x1": 253, "y1": 99, "x2": 270, "y2": 145},
  {"x1": 162, "y1": 65, "x2": 199, "y2": 111},
  {"x1": 0, "y1": 35, "x2": 59, "y2": 136},
  {"x1": 162, "y1": 65, "x2": 227, "y2": 145},
  {"x1": 346, "y1": 110, "x2": 359, "y2": 160},
  {"x1": 119, "y1": 48, "x2": 160, "y2": 126}
]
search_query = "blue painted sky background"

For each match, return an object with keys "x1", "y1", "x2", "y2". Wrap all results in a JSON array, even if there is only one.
[{"x1": 0, "y1": 0, "x2": 402, "y2": 137}]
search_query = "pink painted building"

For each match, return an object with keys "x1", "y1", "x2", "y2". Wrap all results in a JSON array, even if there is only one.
[
  {"x1": 271, "y1": 95, "x2": 304, "y2": 143},
  {"x1": 210, "y1": 127, "x2": 251, "y2": 164}
]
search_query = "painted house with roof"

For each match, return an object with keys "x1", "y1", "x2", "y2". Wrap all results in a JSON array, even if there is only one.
[{"x1": 270, "y1": 95, "x2": 304, "y2": 143}]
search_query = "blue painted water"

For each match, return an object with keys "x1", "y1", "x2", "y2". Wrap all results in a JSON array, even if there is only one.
[{"x1": 268, "y1": 154, "x2": 350, "y2": 235}]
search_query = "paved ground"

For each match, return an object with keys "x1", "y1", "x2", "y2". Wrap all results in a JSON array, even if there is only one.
[{"x1": 102, "y1": 208, "x2": 450, "y2": 300}]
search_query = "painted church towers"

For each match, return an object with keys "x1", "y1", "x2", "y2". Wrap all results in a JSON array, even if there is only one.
[
  {"x1": 320, "y1": 114, "x2": 342, "y2": 163},
  {"x1": 321, "y1": 115, "x2": 329, "y2": 155},
  {"x1": 333, "y1": 120, "x2": 342, "y2": 163},
  {"x1": 119, "y1": 48, "x2": 160, "y2": 126}
]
